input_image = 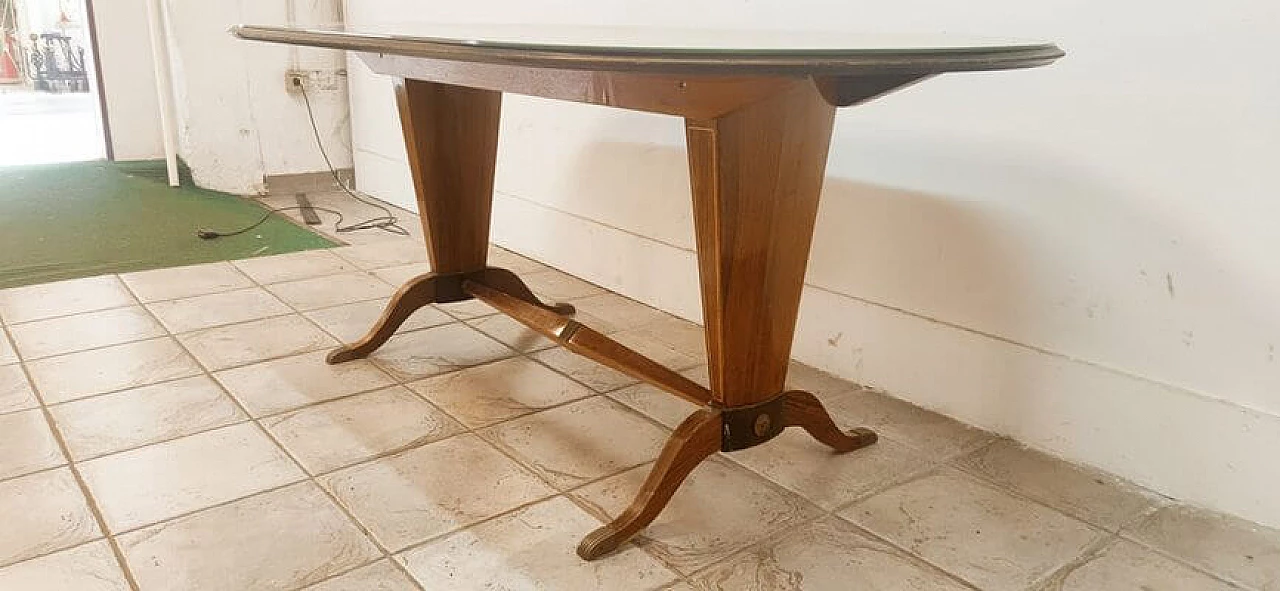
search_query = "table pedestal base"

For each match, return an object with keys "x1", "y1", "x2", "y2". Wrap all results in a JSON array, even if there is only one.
[
  {"x1": 576, "y1": 390, "x2": 877, "y2": 560},
  {"x1": 325, "y1": 267, "x2": 572, "y2": 364},
  {"x1": 324, "y1": 76, "x2": 885, "y2": 560},
  {"x1": 327, "y1": 272, "x2": 877, "y2": 560}
]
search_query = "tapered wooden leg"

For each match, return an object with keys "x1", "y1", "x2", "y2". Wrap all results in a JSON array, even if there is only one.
[
  {"x1": 399, "y1": 79, "x2": 501, "y2": 274},
  {"x1": 686, "y1": 81, "x2": 837, "y2": 408},
  {"x1": 329, "y1": 81, "x2": 570, "y2": 362},
  {"x1": 577, "y1": 409, "x2": 722, "y2": 560},
  {"x1": 328, "y1": 80, "x2": 500, "y2": 365},
  {"x1": 575, "y1": 81, "x2": 851, "y2": 561},
  {"x1": 782, "y1": 390, "x2": 877, "y2": 452}
]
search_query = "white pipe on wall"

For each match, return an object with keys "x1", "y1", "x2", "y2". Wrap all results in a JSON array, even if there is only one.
[
  {"x1": 285, "y1": 0, "x2": 299, "y2": 69},
  {"x1": 143, "y1": 0, "x2": 179, "y2": 187}
]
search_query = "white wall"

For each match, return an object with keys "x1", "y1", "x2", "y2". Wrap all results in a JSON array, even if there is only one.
[
  {"x1": 90, "y1": 0, "x2": 163, "y2": 161},
  {"x1": 345, "y1": 1, "x2": 1280, "y2": 528},
  {"x1": 162, "y1": 0, "x2": 350, "y2": 194},
  {"x1": 89, "y1": 0, "x2": 351, "y2": 188}
]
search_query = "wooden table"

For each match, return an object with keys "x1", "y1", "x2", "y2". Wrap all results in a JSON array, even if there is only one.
[{"x1": 234, "y1": 24, "x2": 1063, "y2": 560}]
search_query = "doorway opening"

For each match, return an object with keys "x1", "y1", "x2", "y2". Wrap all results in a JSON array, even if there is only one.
[{"x1": 0, "y1": 0, "x2": 108, "y2": 166}]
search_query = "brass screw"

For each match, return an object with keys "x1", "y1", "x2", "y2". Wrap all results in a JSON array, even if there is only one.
[{"x1": 753, "y1": 413, "x2": 772, "y2": 437}]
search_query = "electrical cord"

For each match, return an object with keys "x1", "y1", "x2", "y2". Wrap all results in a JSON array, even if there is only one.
[
  {"x1": 195, "y1": 204, "x2": 354, "y2": 239},
  {"x1": 197, "y1": 81, "x2": 408, "y2": 239}
]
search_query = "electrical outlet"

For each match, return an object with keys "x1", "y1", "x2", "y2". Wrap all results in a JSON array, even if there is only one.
[
  {"x1": 284, "y1": 69, "x2": 345, "y2": 94},
  {"x1": 284, "y1": 70, "x2": 308, "y2": 94}
]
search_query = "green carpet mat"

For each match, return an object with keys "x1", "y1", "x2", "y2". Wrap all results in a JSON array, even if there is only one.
[{"x1": 0, "y1": 160, "x2": 337, "y2": 289}]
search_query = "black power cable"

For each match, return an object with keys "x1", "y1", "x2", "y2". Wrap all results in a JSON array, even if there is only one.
[{"x1": 197, "y1": 81, "x2": 408, "y2": 239}]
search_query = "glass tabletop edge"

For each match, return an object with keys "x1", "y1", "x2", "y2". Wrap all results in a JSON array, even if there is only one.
[{"x1": 230, "y1": 24, "x2": 1064, "y2": 75}]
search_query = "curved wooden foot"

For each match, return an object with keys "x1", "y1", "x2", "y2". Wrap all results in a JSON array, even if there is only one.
[
  {"x1": 327, "y1": 266, "x2": 573, "y2": 364},
  {"x1": 577, "y1": 408, "x2": 721, "y2": 560},
  {"x1": 782, "y1": 390, "x2": 877, "y2": 452},
  {"x1": 326, "y1": 273, "x2": 442, "y2": 364},
  {"x1": 476, "y1": 267, "x2": 575, "y2": 316}
]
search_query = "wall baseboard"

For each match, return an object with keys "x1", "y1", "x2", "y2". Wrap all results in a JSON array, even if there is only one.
[{"x1": 263, "y1": 169, "x2": 355, "y2": 196}]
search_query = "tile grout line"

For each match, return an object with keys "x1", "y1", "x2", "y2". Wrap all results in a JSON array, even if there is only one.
[
  {"x1": 656, "y1": 451, "x2": 978, "y2": 588},
  {"x1": 94, "y1": 479, "x2": 311, "y2": 541},
  {"x1": 1025, "y1": 532, "x2": 1122, "y2": 591},
  {"x1": 130, "y1": 264, "x2": 434, "y2": 591},
  {"x1": 816, "y1": 460, "x2": 1244, "y2": 591},
  {"x1": 15, "y1": 301, "x2": 453, "y2": 416},
  {"x1": 0, "y1": 321, "x2": 143, "y2": 591},
  {"x1": 0, "y1": 301, "x2": 138, "y2": 330},
  {"x1": 14, "y1": 312, "x2": 380, "y2": 403},
  {"x1": 681, "y1": 506, "x2": 984, "y2": 590},
  {"x1": 4, "y1": 306, "x2": 165, "y2": 364},
  {"x1": 0, "y1": 463, "x2": 71, "y2": 488},
  {"x1": 721, "y1": 462, "x2": 970, "y2": 588},
  {"x1": 2, "y1": 266, "x2": 268, "y2": 329},
  {"x1": 64, "y1": 344, "x2": 541, "y2": 467},
  {"x1": 812, "y1": 431, "x2": 1153, "y2": 533},
  {"x1": 54, "y1": 364, "x2": 446, "y2": 466},
  {"x1": 1113, "y1": 525, "x2": 1266, "y2": 591},
  {"x1": 0, "y1": 538, "x2": 129, "y2": 575},
  {"x1": 9, "y1": 368, "x2": 224, "y2": 420},
  {"x1": 825, "y1": 463, "x2": 1084, "y2": 574},
  {"x1": 378, "y1": 455, "x2": 677, "y2": 582},
  {"x1": 834, "y1": 520, "x2": 988, "y2": 591},
  {"x1": 801, "y1": 465, "x2": 989, "y2": 590},
  {"x1": 280, "y1": 454, "x2": 431, "y2": 591},
  {"x1": 3, "y1": 327, "x2": 599, "y2": 447},
  {"x1": 2, "y1": 252, "x2": 412, "y2": 338},
  {"x1": 560, "y1": 464, "x2": 818, "y2": 585},
  {"x1": 4, "y1": 295, "x2": 307, "y2": 367},
  {"x1": 941, "y1": 441, "x2": 1181, "y2": 536},
  {"x1": 23, "y1": 333, "x2": 326, "y2": 406}
]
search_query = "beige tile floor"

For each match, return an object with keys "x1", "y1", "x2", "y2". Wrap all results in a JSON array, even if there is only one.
[{"x1": 2, "y1": 217, "x2": 1279, "y2": 589}]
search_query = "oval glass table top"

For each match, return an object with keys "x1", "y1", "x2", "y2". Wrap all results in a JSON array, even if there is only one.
[{"x1": 232, "y1": 23, "x2": 1063, "y2": 74}]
